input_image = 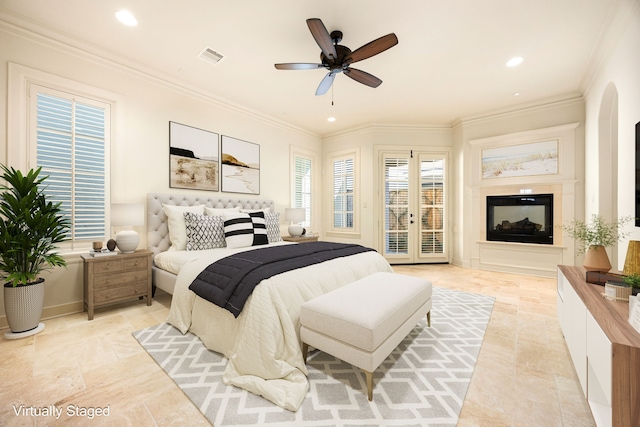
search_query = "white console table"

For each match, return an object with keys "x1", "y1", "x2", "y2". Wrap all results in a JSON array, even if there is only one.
[{"x1": 557, "y1": 265, "x2": 640, "y2": 427}]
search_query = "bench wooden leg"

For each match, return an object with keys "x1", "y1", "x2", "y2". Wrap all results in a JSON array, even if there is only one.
[
  {"x1": 302, "y1": 343, "x2": 309, "y2": 363},
  {"x1": 427, "y1": 311, "x2": 431, "y2": 327},
  {"x1": 365, "y1": 370, "x2": 374, "y2": 401}
]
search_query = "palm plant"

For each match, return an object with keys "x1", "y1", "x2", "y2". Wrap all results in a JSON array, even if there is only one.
[{"x1": 0, "y1": 164, "x2": 69, "y2": 286}]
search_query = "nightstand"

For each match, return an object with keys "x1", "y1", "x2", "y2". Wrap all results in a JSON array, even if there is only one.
[
  {"x1": 282, "y1": 235, "x2": 319, "y2": 243},
  {"x1": 81, "y1": 249, "x2": 153, "y2": 320}
]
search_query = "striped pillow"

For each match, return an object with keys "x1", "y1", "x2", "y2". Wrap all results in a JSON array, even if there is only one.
[{"x1": 223, "y1": 211, "x2": 269, "y2": 248}]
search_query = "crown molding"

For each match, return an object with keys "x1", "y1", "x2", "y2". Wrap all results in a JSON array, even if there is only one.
[
  {"x1": 579, "y1": 0, "x2": 640, "y2": 95},
  {"x1": 0, "y1": 11, "x2": 319, "y2": 140},
  {"x1": 452, "y1": 92, "x2": 584, "y2": 129}
]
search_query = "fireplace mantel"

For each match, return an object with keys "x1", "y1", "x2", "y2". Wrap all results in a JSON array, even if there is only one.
[{"x1": 467, "y1": 123, "x2": 580, "y2": 277}]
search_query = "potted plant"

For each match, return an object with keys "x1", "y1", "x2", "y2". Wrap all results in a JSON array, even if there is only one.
[
  {"x1": 561, "y1": 214, "x2": 632, "y2": 272},
  {"x1": 623, "y1": 273, "x2": 640, "y2": 296},
  {"x1": 0, "y1": 165, "x2": 69, "y2": 338}
]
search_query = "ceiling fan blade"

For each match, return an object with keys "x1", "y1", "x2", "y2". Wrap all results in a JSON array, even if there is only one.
[
  {"x1": 346, "y1": 33, "x2": 398, "y2": 64},
  {"x1": 344, "y1": 68, "x2": 382, "y2": 88},
  {"x1": 306, "y1": 18, "x2": 337, "y2": 61},
  {"x1": 275, "y1": 63, "x2": 324, "y2": 70},
  {"x1": 315, "y1": 72, "x2": 336, "y2": 96}
]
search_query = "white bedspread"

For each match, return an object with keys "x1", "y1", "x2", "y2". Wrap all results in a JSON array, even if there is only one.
[{"x1": 166, "y1": 244, "x2": 393, "y2": 411}]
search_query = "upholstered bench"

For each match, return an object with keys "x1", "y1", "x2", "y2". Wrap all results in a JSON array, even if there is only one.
[{"x1": 300, "y1": 272, "x2": 432, "y2": 401}]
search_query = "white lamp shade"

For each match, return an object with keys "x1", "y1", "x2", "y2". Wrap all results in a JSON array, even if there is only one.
[
  {"x1": 111, "y1": 203, "x2": 144, "y2": 253},
  {"x1": 285, "y1": 208, "x2": 305, "y2": 223},
  {"x1": 111, "y1": 203, "x2": 145, "y2": 226}
]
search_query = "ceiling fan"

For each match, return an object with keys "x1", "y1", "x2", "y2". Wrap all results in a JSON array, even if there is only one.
[{"x1": 274, "y1": 18, "x2": 398, "y2": 96}]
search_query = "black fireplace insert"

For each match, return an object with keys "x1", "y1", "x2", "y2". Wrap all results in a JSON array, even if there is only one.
[{"x1": 486, "y1": 194, "x2": 553, "y2": 245}]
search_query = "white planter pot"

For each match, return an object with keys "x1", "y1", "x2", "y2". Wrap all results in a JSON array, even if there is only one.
[{"x1": 4, "y1": 278, "x2": 45, "y2": 338}]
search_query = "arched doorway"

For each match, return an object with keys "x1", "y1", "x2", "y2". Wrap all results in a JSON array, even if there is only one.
[{"x1": 598, "y1": 82, "x2": 619, "y2": 267}]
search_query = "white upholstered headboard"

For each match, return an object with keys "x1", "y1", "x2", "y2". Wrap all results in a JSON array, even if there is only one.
[{"x1": 147, "y1": 193, "x2": 275, "y2": 257}]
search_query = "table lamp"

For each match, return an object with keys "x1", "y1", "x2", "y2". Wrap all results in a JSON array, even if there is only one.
[
  {"x1": 285, "y1": 208, "x2": 305, "y2": 237},
  {"x1": 111, "y1": 203, "x2": 144, "y2": 253}
]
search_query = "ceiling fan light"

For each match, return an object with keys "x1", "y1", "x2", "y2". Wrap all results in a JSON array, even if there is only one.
[
  {"x1": 115, "y1": 10, "x2": 138, "y2": 27},
  {"x1": 506, "y1": 56, "x2": 524, "y2": 67}
]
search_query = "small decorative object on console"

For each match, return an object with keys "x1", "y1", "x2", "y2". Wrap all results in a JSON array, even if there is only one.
[
  {"x1": 604, "y1": 280, "x2": 632, "y2": 301},
  {"x1": 585, "y1": 270, "x2": 625, "y2": 286}
]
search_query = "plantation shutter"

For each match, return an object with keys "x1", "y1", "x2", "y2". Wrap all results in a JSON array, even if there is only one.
[
  {"x1": 293, "y1": 155, "x2": 312, "y2": 227},
  {"x1": 35, "y1": 89, "x2": 108, "y2": 243},
  {"x1": 332, "y1": 157, "x2": 354, "y2": 229}
]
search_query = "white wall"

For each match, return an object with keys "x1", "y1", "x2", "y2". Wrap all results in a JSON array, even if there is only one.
[
  {"x1": 321, "y1": 125, "x2": 453, "y2": 251},
  {"x1": 0, "y1": 24, "x2": 321, "y2": 324},
  {"x1": 584, "y1": 2, "x2": 640, "y2": 270}
]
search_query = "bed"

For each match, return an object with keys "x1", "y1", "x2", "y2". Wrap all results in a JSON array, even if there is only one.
[{"x1": 146, "y1": 193, "x2": 393, "y2": 411}]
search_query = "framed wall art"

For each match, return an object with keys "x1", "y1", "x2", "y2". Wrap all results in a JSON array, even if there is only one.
[
  {"x1": 169, "y1": 121, "x2": 219, "y2": 191},
  {"x1": 221, "y1": 135, "x2": 260, "y2": 194},
  {"x1": 481, "y1": 139, "x2": 558, "y2": 179}
]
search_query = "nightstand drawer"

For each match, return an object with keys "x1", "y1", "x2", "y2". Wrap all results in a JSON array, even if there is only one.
[
  {"x1": 94, "y1": 283, "x2": 148, "y2": 304},
  {"x1": 92, "y1": 256, "x2": 149, "y2": 274},
  {"x1": 123, "y1": 256, "x2": 149, "y2": 271},
  {"x1": 93, "y1": 269, "x2": 149, "y2": 289}
]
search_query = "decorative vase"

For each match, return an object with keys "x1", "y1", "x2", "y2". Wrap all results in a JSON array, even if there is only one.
[
  {"x1": 3, "y1": 278, "x2": 46, "y2": 338},
  {"x1": 583, "y1": 245, "x2": 612, "y2": 272}
]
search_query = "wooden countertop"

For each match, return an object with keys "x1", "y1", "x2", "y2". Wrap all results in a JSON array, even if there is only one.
[{"x1": 559, "y1": 265, "x2": 640, "y2": 348}]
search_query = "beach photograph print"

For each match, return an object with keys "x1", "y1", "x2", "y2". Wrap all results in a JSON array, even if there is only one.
[
  {"x1": 482, "y1": 140, "x2": 558, "y2": 179},
  {"x1": 169, "y1": 122, "x2": 219, "y2": 191},
  {"x1": 221, "y1": 135, "x2": 260, "y2": 194}
]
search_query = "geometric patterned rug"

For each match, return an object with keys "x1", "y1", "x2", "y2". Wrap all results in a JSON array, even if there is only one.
[{"x1": 133, "y1": 287, "x2": 495, "y2": 427}]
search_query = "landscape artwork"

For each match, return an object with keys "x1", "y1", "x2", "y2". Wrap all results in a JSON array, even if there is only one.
[
  {"x1": 169, "y1": 122, "x2": 219, "y2": 191},
  {"x1": 221, "y1": 135, "x2": 260, "y2": 194},
  {"x1": 482, "y1": 140, "x2": 558, "y2": 179}
]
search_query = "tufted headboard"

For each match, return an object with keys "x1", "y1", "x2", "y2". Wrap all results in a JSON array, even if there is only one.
[{"x1": 147, "y1": 193, "x2": 275, "y2": 258}]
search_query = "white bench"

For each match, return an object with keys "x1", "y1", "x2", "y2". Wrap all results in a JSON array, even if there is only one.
[{"x1": 300, "y1": 272, "x2": 432, "y2": 401}]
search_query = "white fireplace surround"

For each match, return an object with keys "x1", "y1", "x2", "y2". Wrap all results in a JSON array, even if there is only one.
[{"x1": 468, "y1": 123, "x2": 581, "y2": 277}]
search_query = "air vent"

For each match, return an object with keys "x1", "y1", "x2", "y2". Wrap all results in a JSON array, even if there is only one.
[{"x1": 198, "y1": 47, "x2": 224, "y2": 65}]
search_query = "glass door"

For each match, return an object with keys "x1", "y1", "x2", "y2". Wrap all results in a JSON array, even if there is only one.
[{"x1": 382, "y1": 151, "x2": 448, "y2": 264}]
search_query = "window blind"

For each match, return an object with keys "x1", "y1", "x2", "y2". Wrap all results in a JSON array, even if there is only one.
[
  {"x1": 293, "y1": 156, "x2": 312, "y2": 227},
  {"x1": 36, "y1": 92, "x2": 107, "y2": 242},
  {"x1": 332, "y1": 157, "x2": 354, "y2": 229}
]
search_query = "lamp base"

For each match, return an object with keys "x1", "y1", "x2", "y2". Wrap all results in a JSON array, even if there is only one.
[
  {"x1": 288, "y1": 224, "x2": 304, "y2": 237},
  {"x1": 116, "y1": 229, "x2": 139, "y2": 253}
]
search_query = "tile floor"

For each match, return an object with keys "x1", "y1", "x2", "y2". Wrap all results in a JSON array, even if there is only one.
[{"x1": 0, "y1": 264, "x2": 595, "y2": 426}]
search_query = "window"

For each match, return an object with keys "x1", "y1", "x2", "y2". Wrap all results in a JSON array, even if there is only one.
[
  {"x1": 292, "y1": 154, "x2": 312, "y2": 228},
  {"x1": 31, "y1": 85, "x2": 110, "y2": 249},
  {"x1": 332, "y1": 156, "x2": 355, "y2": 230}
]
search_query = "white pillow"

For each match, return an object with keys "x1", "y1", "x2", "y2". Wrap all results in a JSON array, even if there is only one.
[
  {"x1": 223, "y1": 211, "x2": 268, "y2": 248},
  {"x1": 162, "y1": 204, "x2": 205, "y2": 251},
  {"x1": 240, "y1": 208, "x2": 270, "y2": 214},
  {"x1": 205, "y1": 206, "x2": 240, "y2": 216}
]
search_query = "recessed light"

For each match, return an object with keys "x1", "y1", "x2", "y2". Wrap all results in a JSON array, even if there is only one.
[
  {"x1": 115, "y1": 10, "x2": 138, "y2": 27},
  {"x1": 506, "y1": 56, "x2": 523, "y2": 67},
  {"x1": 513, "y1": 92, "x2": 520, "y2": 96},
  {"x1": 327, "y1": 117, "x2": 336, "y2": 122}
]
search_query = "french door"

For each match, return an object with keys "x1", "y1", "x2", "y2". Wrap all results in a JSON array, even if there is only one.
[{"x1": 381, "y1": 150, "x2": 448, "y2": 264}]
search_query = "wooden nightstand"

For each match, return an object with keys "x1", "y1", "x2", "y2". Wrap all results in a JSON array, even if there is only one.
[
  {"x1": 282, "y1": 235, "x2": 319, "y2": 243},
  {"x1": 81, "y1": 249, "x2": 153, "y2": 320}
]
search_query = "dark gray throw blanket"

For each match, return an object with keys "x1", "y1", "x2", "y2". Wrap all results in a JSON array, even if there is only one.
[{"x1": 188, "y1": 242, "x2": 374, "y2": 317}]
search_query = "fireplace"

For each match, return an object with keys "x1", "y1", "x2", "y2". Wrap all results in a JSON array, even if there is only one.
[{"x1": 486, "y1": 194, "x2": 553, "y2": 245}]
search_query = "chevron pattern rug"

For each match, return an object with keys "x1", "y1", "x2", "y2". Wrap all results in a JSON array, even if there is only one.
[{"x1": 133, "y1": 287, "x2": 494, "y2": 426}]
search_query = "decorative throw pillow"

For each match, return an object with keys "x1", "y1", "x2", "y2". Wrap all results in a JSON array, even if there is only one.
[
  {"x1": 162, "y1": 204, "x2": 205, "y2": 251},
  {"x1": 223, "y1": 211, "x2": 268, "y2": 248},
  {"x1": 184, "y1": 212, "x2": 226, "y2": 251},
  {"x1": 264, "y1": 212, "x2": 282, "y2": 243}
]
